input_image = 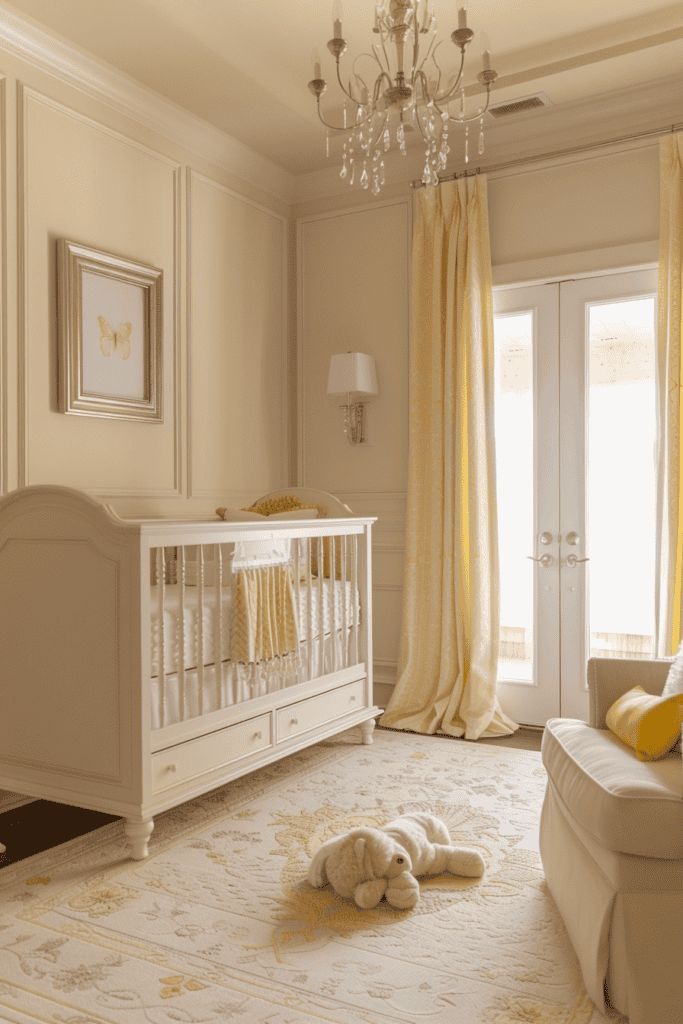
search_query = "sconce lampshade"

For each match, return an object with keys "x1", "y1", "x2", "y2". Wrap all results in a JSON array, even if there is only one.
[{"x1": 327, "y1": 352, "x2": 378, "y2": 397}]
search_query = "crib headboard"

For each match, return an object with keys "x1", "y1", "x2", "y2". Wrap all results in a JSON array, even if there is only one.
[{"x1": 0, "y1": 485, "x2": 141, "y2": 804}]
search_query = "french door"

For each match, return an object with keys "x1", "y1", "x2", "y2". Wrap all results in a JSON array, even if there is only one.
[{"x1": 493, "y1": 269, "x2": 658, "y2": 726}]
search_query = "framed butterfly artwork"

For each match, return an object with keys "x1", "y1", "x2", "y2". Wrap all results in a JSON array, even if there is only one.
[{"x1": 57, "y1": 240, "x2": 163, "y2": 420}]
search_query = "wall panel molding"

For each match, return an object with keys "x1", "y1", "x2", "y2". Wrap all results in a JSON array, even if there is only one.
[
  {"x1": 0, "y1": 75, "x2": 6, "y2": 496},
  {"x1": 15, "y1": 80, "x2": 26, "y2": 488},
  {"x1": 187, "y1": 170, "x2": 289, "y2": 502},
  {"x1": 296, "y1": 200, "x2": 410, "y2": 489},
  {"x1": 0, "y1": 8, "x2": 294, "y2": 206},
  {"x1": 19, "y1": 85, "x2": 184, "y2": 499}
]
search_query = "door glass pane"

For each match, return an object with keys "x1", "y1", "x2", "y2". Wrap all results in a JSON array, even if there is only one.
[
  {"x1": 494, "y1": 312, "x2": 534, "y2": 683},
  {"x1": 587, "y1": 297, "x2": 656, "y2": 659}
]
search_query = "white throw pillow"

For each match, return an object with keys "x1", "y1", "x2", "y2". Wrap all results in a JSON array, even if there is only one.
[
  {"x1": 662, "y1": 643, "x2": 683, "y2": 753},
  {"x1": 216, "y1": 507, "x2": 265, "y2": 521},
  {"x1": 662, "y1": 641, "x2": 683, "y2": 697}
]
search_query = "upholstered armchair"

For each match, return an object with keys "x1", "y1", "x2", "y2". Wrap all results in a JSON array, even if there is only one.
[{"x1": 540, "y1": 658, "x2": 683, "y2": 1024}]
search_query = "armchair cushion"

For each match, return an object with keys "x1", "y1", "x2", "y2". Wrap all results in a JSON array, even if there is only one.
[{"x1": 543, "y1": 718, "x2": 683, "y2": 859}]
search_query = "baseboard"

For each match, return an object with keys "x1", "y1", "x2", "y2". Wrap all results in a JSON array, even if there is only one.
[
  {"x1": 0, "y1": 791, "x2": 34, "y2": 814},
  {"x1": 373, "y1": 680, "x2": 395, "y2": 709}
]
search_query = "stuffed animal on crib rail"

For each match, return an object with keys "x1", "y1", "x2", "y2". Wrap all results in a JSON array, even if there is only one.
[{"x1": 307, "y1": 812, "x2": 485, "y2": 910}]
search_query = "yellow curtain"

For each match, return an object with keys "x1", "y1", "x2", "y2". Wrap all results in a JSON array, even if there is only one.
[
  {"x1": 381, "y1": 176, "x2": 517, "y2": 740},
  {"x1": 656, "y1": 133, "x2": 683, "y2": 655}
]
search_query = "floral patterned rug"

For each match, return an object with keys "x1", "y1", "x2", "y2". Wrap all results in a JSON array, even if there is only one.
[{"x1": 0, "y1": 727, "x2": 609, "y2": 1024}]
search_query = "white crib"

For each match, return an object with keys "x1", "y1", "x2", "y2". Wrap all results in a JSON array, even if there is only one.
[{"x1": 0, "y1": 486, "x2": 379, "y2": 859}]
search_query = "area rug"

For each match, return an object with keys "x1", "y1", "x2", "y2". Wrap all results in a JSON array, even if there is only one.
[{"x1": 0, "y1": 727, "x2": 611, "y2": 1024}]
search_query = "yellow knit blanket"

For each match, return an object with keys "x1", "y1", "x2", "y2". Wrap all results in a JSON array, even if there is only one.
[{"x1": 231, "y1": 564, "x2": 298, "y2": 664}]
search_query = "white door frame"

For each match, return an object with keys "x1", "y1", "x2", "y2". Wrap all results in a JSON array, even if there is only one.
[
  {"x1": 494, "y1": 267, "x2": 658, "y2": 726},
  {"x1": 559, "y1": 268, "x2": 659, "y2": 720},
  {"x1": 494, "y1": 284, "x2": 561, "y2": 726}
]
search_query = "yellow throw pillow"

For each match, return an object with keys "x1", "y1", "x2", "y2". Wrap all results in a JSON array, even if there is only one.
[
  {"x1": 606, "y1": 685, "x2": 683, "y2": 761},
  {"x1": 248, "y1": 495, "x2": 321, "y2": 517}
]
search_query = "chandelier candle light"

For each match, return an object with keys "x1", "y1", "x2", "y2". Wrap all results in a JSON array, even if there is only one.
[{"x1": 308, "y1": 0, "x2": 497, "y2": 194}]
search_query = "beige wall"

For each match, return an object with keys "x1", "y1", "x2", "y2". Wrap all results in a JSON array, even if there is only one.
[
  {"x1": 0, "y1": 52, "x2": 292, "y2": 518},
  {"x1": 0, "y1": 47, "x2": 294, "y2": 809},
  {"x1": 296, "y1": 142, "x2": 661, "y2": 696}
]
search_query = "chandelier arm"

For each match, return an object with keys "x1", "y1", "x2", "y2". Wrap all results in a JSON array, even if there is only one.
[
  {"x1": 377, "y1": 20, "x2": 393, "y2": 78},
  {"x1": 373, "y1": 73, "x2": 388, "y2": 106},
  {"x1": 444, "y1": 85, "x2": 493, "y2": 124},
  {"x1": 411, "y1": 9, "x2": 420, "y2": 79},
  {"x1": 371, "y1": 43, "x2": 389, "y2": 77},
  {"x1": 413, "y1": 104, "x2": 430, "y2": 145},
  {"x1": 370, "y1": 111, "x2": 390, "y2": 151},
  {"x1": 434, "y1": 49, "x2": 465, "y2": 104},
  {"x1": 429, "y1": 45, "x2": 444, "y2": 97},
  {"x1": 352, "y1": 52, "x2": 382, "y2": 98},
  {"x1": 335, "y1": 61, "x2": 362, "y2": 105},
  {"x1": 412, "y1": 74, "x2": 431, "y2": 143},
  {"x1": 315, "y1": 99, "x2": 374, "y2": 133},
  {"x1": 416, "y1": 33, "x2": 440, "y2": 78}
]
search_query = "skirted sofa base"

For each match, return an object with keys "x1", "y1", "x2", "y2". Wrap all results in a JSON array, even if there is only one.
[{"x1": 540, "y1": 658, "x2": 683, "y2": 1024}]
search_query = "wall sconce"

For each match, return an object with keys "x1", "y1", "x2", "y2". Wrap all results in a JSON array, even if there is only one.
[{"x1": 327, "y1": 352, "x2": 378, "y2": 445}]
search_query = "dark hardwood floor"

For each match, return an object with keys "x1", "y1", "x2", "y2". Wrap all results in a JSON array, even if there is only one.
[{"x1": 0, "y1": 801, "x2": 116, "y2": 868}]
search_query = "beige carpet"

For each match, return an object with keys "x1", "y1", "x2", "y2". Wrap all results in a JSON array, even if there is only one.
[{"x1": 0, "y1": 727, "x2": 609, "y2": 1024}]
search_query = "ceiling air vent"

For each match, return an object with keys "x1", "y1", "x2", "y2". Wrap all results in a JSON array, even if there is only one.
[{"x1": 488, "y1": 93, "x2": 551, "y2": 119}]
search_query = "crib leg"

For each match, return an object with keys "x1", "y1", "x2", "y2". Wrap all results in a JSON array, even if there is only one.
[
  {"x1": 360, "y1": 718, "x2": 376, "y2": 745},
  {"x1": 125, "y1": 817, "x2": 154, "y2": 861}
]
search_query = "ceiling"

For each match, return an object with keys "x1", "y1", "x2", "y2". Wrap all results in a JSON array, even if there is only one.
[{"x1": 2, "y1": 0, "x2": 683, "y2": 177}]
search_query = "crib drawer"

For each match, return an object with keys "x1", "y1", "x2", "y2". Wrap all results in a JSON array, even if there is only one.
[
  {"x1": 152, "y1": 713, "x2": 271, "y2": 792},
  {"x1": 277, "y1": 679, "x2": 365, "y2": 742}
]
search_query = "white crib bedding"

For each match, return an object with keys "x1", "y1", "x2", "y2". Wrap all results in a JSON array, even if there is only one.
[
  {"x1": 150, "y1": 627, "x2": 356, "y2": 729},
  {"x1": 150, "y1": 578, "x2": 357, "y2": 678}
]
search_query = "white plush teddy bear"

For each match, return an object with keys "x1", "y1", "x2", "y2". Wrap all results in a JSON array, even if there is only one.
[{"x1": 308, "y1": 812, "x2": 485, "y2": 910}]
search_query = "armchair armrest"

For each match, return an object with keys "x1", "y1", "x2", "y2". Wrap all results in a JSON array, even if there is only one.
[{"x1": 587, "y1": 658, "x2": 671, "y2": 728}]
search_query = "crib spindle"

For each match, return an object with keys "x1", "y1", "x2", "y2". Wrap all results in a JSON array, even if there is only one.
[
  {"x1": 328, "y1": 536, "x2": 337, "y2": 672},
  {"x1": 293, "y1": 539, "x2": 301, "y2": 685},
  {"x1": 341, "y1": 535, "x2": 348, "y2": 669},
  {"x1": 317, "y1": 536, "x2": 325, "y2": 677},
  {"x1": 197, "y1": 545, "x2": 205, "y2": 715},
  {"x1": 351, "y1": 535, "x2": 359, "y2": 664},
  {"x1": 157, "y1": 547, "x2": 166, "y2": 728},
  {"x1": 307, "y1": 538, "x2": 314, "y2": 681},
  {"x1": 178, "y1": 546, "x2": 187, "y2": 720},
  {"x1": 215, "y1": 544, "x2": 224, "y2": 712}
]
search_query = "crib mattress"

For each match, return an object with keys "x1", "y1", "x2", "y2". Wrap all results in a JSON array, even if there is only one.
[{"x1": 150, "y1": 579, "x2": 357, "y2": 677}]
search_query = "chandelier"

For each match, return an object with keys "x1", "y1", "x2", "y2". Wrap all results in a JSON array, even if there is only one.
[{"x1": 307, "y1": 1, "x2": 497, "y2": 194}]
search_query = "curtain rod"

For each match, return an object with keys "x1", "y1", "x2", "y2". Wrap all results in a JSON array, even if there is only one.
[{"x1": 410, "y1": 120, "x2": 683, "y2": 189}]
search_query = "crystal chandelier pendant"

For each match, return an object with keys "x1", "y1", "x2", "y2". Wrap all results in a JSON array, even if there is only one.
[{"x1": 307, "y1": 0, "x2": 497, "y2": 194}]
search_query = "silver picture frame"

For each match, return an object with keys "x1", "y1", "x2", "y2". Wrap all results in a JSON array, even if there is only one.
[{"x1": 57, "y1": 239, "x2": 163, "y2": 421}]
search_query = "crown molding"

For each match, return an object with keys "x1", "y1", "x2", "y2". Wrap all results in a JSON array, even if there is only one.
[
  {"x1": 0, "y1": 7, "x2": 295, "y2": 207},
  {"x1": 294, "y1": 73, "x2": 683, "y2": 205}
]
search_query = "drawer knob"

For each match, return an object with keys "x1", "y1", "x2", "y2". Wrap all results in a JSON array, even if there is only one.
[
  {"x1": 253, "y1": 731, "x2": 262, "y2": 740},
  {"x1": 290, "y1": 717, "x2": 298, "y2": 726},
  {"x1": 350, "y1": 695, "x2": 357, "y2": 702},
  {"x1": 165, "y1": 764, "x2": 177, "y2": 773}
]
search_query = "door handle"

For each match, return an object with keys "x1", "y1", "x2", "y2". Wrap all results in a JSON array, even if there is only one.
[
  {"x1": 527, "y1": 553, "x2": 553, "y2": 568},
  {"x1": 566, "y1": 531, "x2": 580, "y2": 546},
  {"x1": 565, "y1": 553, "x2": 589, "y2": 567}
]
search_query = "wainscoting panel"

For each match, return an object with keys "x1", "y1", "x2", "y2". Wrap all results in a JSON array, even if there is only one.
[
  {"x1": 298, "y1": 199, "x2": 411, "y2": 696},
  {"x1": 188, "y1": 171, "x2": 288, "y2": 501},
  {"x1": 20, "y1": 87, "x2": 182, "y2": 497}
]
